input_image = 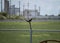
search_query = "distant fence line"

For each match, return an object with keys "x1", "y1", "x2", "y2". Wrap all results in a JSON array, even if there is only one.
[{"x1": 0, "y1": 29, "x2": 60, "y2": 32}]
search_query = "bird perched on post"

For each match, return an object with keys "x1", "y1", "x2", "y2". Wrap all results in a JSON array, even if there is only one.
[{"x1": 26, "y1": 18, "x2": 32, "y2": 22}]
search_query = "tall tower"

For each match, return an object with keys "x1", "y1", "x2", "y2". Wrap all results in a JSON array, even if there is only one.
[
  {"x1": 23, "y1": 4, "x2": 25, "y2": 16},
  {"x1": 34, "y1": 5, "x2": 37, "y2": 17},
  {"x1": 1, "y1": 0, "x2": 2, "y2": 12},
  {"x1": 19, "y1": 1, "x2": 20, "y2": 16},
  {"x1": 38, "y1": 6, "x2": 40, "y2": 16},
  {"x1": 4, "y1": 0, "x2": 9, "y2": 14}
]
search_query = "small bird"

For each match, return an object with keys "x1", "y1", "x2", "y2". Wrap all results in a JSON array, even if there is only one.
[{"x1": 26, "y1": 18, "x2": 32, "y2": 22}]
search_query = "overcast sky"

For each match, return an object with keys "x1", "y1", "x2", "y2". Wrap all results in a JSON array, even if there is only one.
[{"x1": 0, "y1": 0, "x2": 60, "y2": 16}]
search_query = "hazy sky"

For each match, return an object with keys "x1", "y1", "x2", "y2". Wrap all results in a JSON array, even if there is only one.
[{"x1": 0, "y1": 0, "x2": 60, "y2": 15}]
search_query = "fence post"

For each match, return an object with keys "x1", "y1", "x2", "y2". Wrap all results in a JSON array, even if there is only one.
[
  {"x1": 26, "y1": 18, "x2": 32, "y2": 43},
  {"x1": 29, "y1": 21, "x2": 32, "y2": 43}
]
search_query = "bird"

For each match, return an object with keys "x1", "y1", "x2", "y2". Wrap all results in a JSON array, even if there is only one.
[{"x1": 26, "y1": 18, "x2": 32, "y2": 22}]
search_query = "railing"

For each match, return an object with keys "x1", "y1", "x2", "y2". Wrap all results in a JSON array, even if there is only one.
[{"x1": 0, "y1": 29, "x2": 60, "y2": 32}]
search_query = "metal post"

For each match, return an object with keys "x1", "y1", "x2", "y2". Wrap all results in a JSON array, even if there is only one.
[
  {"x1": 29, "y1": 21, "x2": 32, "y2": 43},
  {"x1": 26, "y1": 19, "x2": 32, "y2": 43}
]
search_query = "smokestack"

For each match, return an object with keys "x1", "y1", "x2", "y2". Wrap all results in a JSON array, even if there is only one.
[
  {"x1": 34, "y1": 5, "x2": 37, "y2": 17},
  {"x1": 27, "y1": 0, "x2": 30, "y2": 19},
  {"x1": 1, "y1": 0, "x2": 2, "y2": 12},
  {"x1": 39, "y1": 6, "x2": 40, "y2": 15},
  {"x1": 23, "y1": 4, "x2": 25, "y2": 16},
  {"x1": 19, "y1": 1, "x2": 20, "y2": 16}
]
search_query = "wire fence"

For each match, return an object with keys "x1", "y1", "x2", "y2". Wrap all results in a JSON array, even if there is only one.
[{"x1": 0, "y1": 29, "x2": 60, "y2": 32}]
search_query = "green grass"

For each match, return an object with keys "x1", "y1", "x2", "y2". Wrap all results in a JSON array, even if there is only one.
[
  {"x1": 0, "y1": 21, "x2": 60, "y2": 30},
  {"x1": 0, "y1": 21, "x2": 60, "y2": 43},
  {"x1": 0, "y1": 31, "x2": 60, "y2": 43}
]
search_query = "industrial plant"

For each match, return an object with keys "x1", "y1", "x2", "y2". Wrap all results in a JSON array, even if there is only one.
[{"x1": 0, "y1": 0, "x2": 60, "y2": 20}]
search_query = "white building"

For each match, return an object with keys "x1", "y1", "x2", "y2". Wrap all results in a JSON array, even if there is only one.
[
  {"x1": 9, "y1": 5, "x2": 20, "y2": 16},
  {"x1": 23, "y1": 9, "x2": 40, "y2": 18}
]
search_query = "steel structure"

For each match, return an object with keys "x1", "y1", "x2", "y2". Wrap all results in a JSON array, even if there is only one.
[{"x1": 19, "y1": 1, "x2": 20, "y2": 16}]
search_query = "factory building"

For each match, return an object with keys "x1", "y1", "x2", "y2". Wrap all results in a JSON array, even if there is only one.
[{"x1": 23, "y1": 9, "x2": 40, "y2": 18}]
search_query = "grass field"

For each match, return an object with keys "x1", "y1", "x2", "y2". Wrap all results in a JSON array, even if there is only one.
[
  {"x1": 0, "y1": 21, "x2": 60, "y2": 43},
  {"x1": 0, "y1": 21, "x2": 60, "y2": 30},
  {"x1": 0, "y1": 31, "x2": 60, "y2": 43}
]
